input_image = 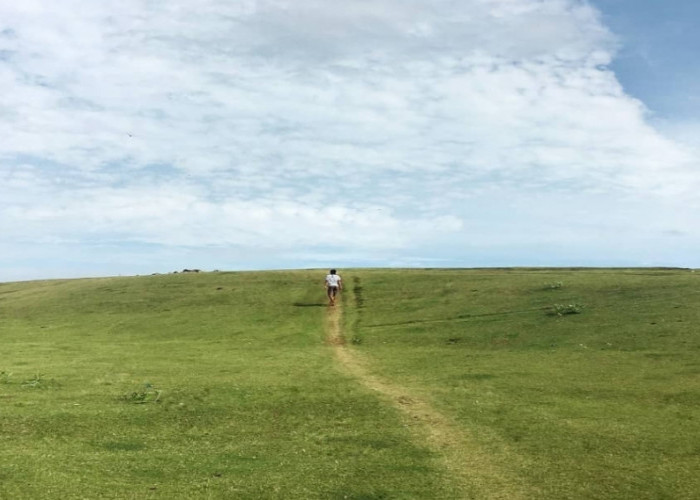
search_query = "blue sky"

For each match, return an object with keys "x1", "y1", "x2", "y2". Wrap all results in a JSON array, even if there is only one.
[
  {"x1": 1, "y1": 0, "x2": 698, "y2": 282},
  {"x1": 594, "y1": 0, "x2": 699, "y2": 121}
]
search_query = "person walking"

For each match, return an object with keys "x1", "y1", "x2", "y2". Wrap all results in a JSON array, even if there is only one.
[{"x1": 324, "y1": 269, "x2": 342, "y2": 306}]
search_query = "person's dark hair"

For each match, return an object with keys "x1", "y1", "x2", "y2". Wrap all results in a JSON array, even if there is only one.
[{"x1": 330, "y1": 269, "x2": 336, "y2": 274}]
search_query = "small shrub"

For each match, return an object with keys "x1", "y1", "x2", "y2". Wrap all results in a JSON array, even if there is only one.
[
  {"x1": 351, "y1": 336, "x2": 363, "y2": 345},
  {"x1": 544, "y1": 281, "x2": 563, "y2": 290},
  {"x1": 0, "y1": 371, "x2": 12, "y2": 384},
  {"x1": 123, "y1": 382, "x2": 162, "y2": 404},
  {"x1": 550, "y1": 303, "x2": 583, "y2": 316}
]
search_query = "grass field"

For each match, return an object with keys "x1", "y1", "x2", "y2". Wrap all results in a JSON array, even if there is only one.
[{"x1": 0, "y1": 269, "x2": 698, "y2": 499}]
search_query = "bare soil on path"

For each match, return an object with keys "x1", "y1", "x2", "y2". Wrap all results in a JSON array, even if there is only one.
[{"x1": 324, "y1": 302, "x2": 534, "y2": 499}]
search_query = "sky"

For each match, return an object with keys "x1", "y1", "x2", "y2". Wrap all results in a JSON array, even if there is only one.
[{"x1": 1, "y1": 0, "x2": 698, "y2": 282}]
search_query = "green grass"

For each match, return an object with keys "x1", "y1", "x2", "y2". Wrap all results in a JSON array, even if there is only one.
[
  {"x1": 1, "y1": 269, "x2": 699, "y2": 498},
  {"x1": 0, "y1": 272, "x2": 452, "y2": 499},
  {"x1": 347, "y1": 268, "x2": 700, "y2": 499}
]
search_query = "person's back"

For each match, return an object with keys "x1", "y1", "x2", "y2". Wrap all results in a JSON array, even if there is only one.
[
  {"x1": 325, "y1": 273, "x2": 341, "y2": 287},
  {"x1": 324, "y1": 269, "x2": 342, "y2": 305}
]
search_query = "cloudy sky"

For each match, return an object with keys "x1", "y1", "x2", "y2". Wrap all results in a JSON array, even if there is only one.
[{"x1": 1, "y1": 0, "x2": 698, "y2": 281}]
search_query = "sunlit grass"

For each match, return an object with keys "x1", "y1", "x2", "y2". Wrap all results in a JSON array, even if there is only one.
[
  {"x1": 348, "y1": 268, "x2": 700, "y2": 499},
  {"x1": 0, "y1": 272, "x2": 452, "y2": 499},
  {"x1": 1, "y1": 268, "x2": 698, "y2": 498}
]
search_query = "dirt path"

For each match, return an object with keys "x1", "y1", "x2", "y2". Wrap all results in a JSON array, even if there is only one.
[{"x1": 325, "y1": 303, "x2": 532, "y2": 499}]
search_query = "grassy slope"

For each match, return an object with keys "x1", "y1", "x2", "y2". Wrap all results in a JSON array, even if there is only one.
[
  {"x1": 0, "y1": 272, "x2": 453, "y2": 499},
  {"x1": 0, "y1": 269, "x2": 698, "y2": 499},
  {"x1": 347, "y1": 268, "x2": 700, "y2": 499}
]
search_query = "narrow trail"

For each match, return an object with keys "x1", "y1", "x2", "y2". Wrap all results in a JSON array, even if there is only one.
[{"x1": 324, "y1": 299, "x2": 533, "y2": 500}]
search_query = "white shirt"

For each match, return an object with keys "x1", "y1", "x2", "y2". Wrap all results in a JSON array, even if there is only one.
[{"x1": 325, "y1": 274, "x2": 341, "y2": 287}]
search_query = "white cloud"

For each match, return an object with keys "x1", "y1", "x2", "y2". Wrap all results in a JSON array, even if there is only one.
[{"x1": 0, "y1": 0, "x2": 698, "y2": 279}]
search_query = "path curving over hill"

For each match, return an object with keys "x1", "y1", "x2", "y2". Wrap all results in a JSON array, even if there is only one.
[{"x1": 324, "y1": 287, "x2": 534, "y2": 499}]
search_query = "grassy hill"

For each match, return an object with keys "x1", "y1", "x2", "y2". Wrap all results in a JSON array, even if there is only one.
[{"x1": 0, "y1": 269, "x2": 698, "y2": 499}]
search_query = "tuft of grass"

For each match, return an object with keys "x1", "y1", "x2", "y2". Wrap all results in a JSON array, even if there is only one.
[
  {"x1": 122, "y1": 382, "x2": 162, "y2": 404},
  {"x1": 549, "y1": 303, "x2": 583, "y2": 316},
  {"x1": 543, "y1": 281, "x2": 564, "y2": 290},
  {"x1": 21, "y1": 373, "x2": 54, "y2": 389}
]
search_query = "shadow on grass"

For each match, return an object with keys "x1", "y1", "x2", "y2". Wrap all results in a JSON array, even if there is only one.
[{"x1": 293, "y1": 302, "x2": 326, "y2": 307}]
